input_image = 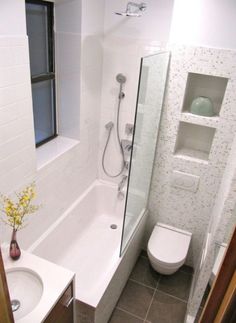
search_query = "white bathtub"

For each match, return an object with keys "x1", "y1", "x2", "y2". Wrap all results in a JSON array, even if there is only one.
[{"x1": 29, "y1": 180, "x2": 148, "y2": 323}]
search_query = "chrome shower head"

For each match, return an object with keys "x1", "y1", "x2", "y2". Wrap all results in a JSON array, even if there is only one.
[
  {"x1": 115, "y1": 2, "x2": 147, "y2": 17},
  {"x1": 116, "y1": 74, "x2": 126, "y2": 84}
]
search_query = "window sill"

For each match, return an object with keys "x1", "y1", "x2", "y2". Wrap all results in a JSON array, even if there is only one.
[{"x1": 36, "y1": 136, "x2": 79, "y2": 170}]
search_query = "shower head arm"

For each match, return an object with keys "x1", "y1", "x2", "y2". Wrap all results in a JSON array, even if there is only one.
[{"x1": 126, "y1": 2, "x2": 147, "y2": 13}]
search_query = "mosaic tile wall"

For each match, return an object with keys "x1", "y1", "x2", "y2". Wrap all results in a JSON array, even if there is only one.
[
  {"x1": 186, "y1": 133, "x2": 236, "y2": 320},
  {"x1": 146, "y1": 45, "x2": 236, "y2": 267}
]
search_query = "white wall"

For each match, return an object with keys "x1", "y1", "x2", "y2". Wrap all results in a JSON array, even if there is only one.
[
  {"x1": 144, "y1": 0, "x2": 236, "y2": 267},
  {"x1": 187, "y1": 135, "x2": 236, "y2": 318},
  {"x1": 98, "y1": 0, "x2": 174, "y2": 182},
  {"x1": 1, "y1": 0, "x2": 236, "y2": 272},
  {"x1": 0, "y1": 0, "x2": 36, "y2": 194},
  {"x1": 170, "y1": 0, "x2": 236, "y2": 49},
  {"x1": 0, "y1": 0, "x2": 105, "y2": 248},
  {"x1": 55, "y1": 0, "x2": 82, "y2": 139},
  {"x1": 104, "y1": 0, "x2": 174, "y2": 42},
  {"x1": 0, "y1": 0, "x2": 26, "y2": 36},
  {"x1": 146, "y1": 45, "x2": 236, "y2": 267}
]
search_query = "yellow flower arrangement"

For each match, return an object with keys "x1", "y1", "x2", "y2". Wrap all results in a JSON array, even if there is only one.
[{"x1": 0, "y1": 183, "x2": 40, "y2": 232}]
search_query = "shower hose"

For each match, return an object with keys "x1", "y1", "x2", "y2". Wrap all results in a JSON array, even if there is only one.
[{"x1": 102, "y1": 86, "x2": 125, "y2": 178}]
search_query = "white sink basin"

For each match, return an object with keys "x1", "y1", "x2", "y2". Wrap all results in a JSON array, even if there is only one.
[{"x1": 6, "y1": 268, "x2": 43, "y2": 321}]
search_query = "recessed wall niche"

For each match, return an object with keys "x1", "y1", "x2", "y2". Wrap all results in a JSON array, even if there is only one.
[
  {"x1": 174, "y1": 121, "x2": 216, "y2": 162},
  {"x1": 182, "y1": 73, "x2": 228, "y2": 116}
]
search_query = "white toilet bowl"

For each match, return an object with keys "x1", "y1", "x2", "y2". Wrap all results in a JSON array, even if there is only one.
[{"x1": 147, "y1": 223, "x2": 192, "y2": 275}]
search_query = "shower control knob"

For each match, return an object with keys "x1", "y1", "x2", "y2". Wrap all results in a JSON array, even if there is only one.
[
  {"x1": 125, "y1": 123, "x2": 134, "y2": 135},
  {"x1": 124, "y1": 161, "x2": 130, "y2": 170},
  {"x1": 121, "y1": 140, "x2": 132, "y2": 156}
]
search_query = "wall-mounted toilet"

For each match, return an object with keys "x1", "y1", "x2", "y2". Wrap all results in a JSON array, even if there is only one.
[{"x1": 147, "y1": 223, "x2": 192, "y2": 275}]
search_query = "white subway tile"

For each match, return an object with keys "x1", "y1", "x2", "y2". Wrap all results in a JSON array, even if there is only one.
[
  {"x1": 0, "y1": 82, "x2": 31, "y2": 107},
  {"x1": 0, "y1": 36, "x2": 27, "y2": 47},
  {"x1": 0, "y1": 158, "x2": 36, "y2": 193},
  {"x1": 0, "y1": 99, "x2": 32, "y2": 126},
  {"x1": 0, "y1": 146, "x2": 34, "y2": 177},
  {"x1": 0, "y1": 65, "x2": 30, "y2": 88},
  {"x1": 0, "y1": 45, "x2": 29, "y2": 68},
  {"x1": 0, "y1": 130, "x2": 35, "y2": 160},
  {"x1": 0, "y1": 116, "x2": 34, "y2": 143}
]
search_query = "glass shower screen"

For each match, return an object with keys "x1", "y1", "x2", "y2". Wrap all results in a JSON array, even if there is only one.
[{"x1": 120, "y1": 51, "x2": 170, "y2": 255}]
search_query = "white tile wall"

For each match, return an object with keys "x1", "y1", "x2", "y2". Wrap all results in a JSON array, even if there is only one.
[
  {"x1": 98, "y1": 0, "x2": 174, "y2": 183},
  {"x1": 0, "y1": 0, "x2": 105, "y2": 249},
  {"x1": 0, "y1": 1, "x2": 26, "y2": 36},
  {"x1": 55, "y1": 0, "x2": 82, "y2": 140},
  {"x1": 104, "y1": 0, "x2": 174, "y2": 43},
  {"x1": 170, "y1": 0, "x2": 236, "y2": 50},
  {"x1": 0, "y1": 36, "x2": 36, "y2": 198},
  {"x1": 187, "y1": 133, "x2": 236, "y2": 319},
  {"x1": 1, "y1": 0, "x2": 235, "y2": 281}
]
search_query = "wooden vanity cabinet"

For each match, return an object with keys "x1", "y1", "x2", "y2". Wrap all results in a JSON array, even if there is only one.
[{"x1": 44, "y1": 282, "x2": 74, "y2": 323}]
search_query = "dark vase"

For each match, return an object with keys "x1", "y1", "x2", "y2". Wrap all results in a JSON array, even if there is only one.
[{"x1": 9, "y1": 229, "x2": 21, "y2": 260}]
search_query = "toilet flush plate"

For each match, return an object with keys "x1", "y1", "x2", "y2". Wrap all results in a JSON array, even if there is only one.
[{"x1": 171, "y1": 170, "x2": 200, "y2": 192}]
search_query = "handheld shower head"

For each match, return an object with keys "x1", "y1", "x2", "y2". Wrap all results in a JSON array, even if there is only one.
[
  {"x1": 116, "y1": 73, "x2": 126, "y2": 84},
  {"x1": 105, "y1": 121, "x2": 114, "y2": 130}
]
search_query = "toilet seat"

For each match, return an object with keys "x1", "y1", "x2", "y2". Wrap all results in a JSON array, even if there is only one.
[
  {"x1": 148, "y1": 224, "x2": 191, "y2": 265},
  {"x1": 147, "y1": 223, "x2": 192, "y2": 275}
]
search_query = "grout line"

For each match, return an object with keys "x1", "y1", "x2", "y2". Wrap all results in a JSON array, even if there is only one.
[
  {"x1": 143, "y1": 290, "x2": 155, "y2": 322},
  {"x1": 129, "y1": 278, "x2": 156, "y2": 290},
  {"x1": 155, "y1": 289, "x2": 189, "y2": 303},
  {"x1": 143, "y1": 275, "x2": 161, "y2": 321},
  {"x1": 156, "y1": 275, "x2": 162, "y2": 289},
  {"x1": 126, "y1": 256, "x2": 191, "y2": 321},
  {"x1": 116, "y1": 306, "x2": 145, "y2": 321}
]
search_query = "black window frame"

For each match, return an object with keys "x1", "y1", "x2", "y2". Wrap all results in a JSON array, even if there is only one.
[{"x1": 26, "y1": 0, "x2": 57, "y2": 147}]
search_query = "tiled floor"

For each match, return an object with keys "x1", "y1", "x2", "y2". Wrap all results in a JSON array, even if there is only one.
[{"x1": 109, "y1": 251, "x2": 193, "y2": 323}]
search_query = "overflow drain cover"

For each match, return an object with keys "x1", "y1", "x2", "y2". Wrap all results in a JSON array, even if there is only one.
[{"x1": 110, "y1": 224, "x2": 118, "y2": 229}]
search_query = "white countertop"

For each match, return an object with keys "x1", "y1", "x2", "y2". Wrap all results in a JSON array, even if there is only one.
[{"x1": 2, "y1": 246, "x2": 75, "y2": 323}]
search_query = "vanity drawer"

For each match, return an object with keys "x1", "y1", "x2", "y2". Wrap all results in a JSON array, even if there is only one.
[{"x1": 44, "y1": 282, "x2": 74, "y2": 323}]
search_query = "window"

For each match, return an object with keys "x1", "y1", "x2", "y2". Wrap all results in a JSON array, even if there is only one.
[{"x1": 26, "y1": 0, "x2": 57, "y2": 147}]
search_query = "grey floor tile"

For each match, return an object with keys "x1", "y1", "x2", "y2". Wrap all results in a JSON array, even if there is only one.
[
  {"x1": 117, "y1": 280, "x2": 155, "y2": 319},
  {"x1": 109, "y1": 308, "x2": 143, "y2": 323},
  {"x1": 130, "y1": 256, "x2": 161, "y2": 288},
  {"x1": 140, "y1": 249, "x2": 148, "y2": 258},
  {"x1": 180, "y1": 264, "x2": 194, "y2": 275},
  {"x1": 158, "y1": 270, "x2": 192, "y2": 301},
  {"x1": 147, "y1": 290, "x2": 187, "y2": 323}
]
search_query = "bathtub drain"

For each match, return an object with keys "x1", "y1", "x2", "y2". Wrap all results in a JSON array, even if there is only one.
[{"x1": 110, "y1": 224, "x2": 118, "y2": 229}]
